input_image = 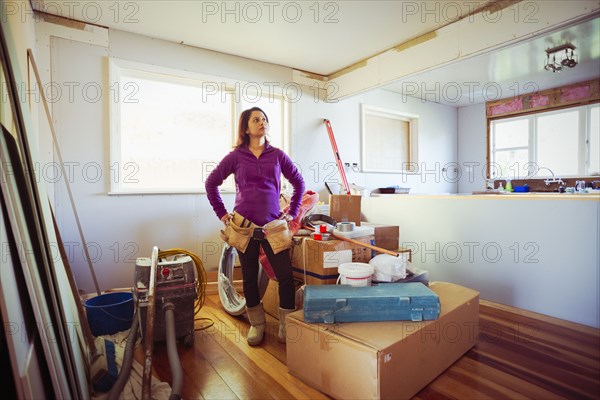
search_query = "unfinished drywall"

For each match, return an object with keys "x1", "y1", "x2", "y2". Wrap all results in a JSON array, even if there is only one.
[
  {"x1": 317, "y1": 1, "x2": 600, "y2": 101},
  {"x1": 292, "y1": 89, "x2": 458, "y2": 197},
  {"x1": 362, "y1": 194, "x2": 600, "y2": 328},
  {"x1": 457, "y1": 103, "x2": 487, "y2": 193},
  {"x1": 38, "y1": 22, "x2": 458, "y2": 294}
]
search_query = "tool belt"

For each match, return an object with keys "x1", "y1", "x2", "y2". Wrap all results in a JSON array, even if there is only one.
[{"x1": 220, "y1": 211, "x2": 293, "y2": 254}]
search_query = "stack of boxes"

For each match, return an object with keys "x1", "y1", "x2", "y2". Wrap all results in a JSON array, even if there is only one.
[
  {"x1": 275, "y1": 193, "x2": 480, "y2": 399},
  {"x1": 262, "y1": 194, "x2": 400, "y2": 316},
  {"x1": 291, "y1": 194, "x2": 401, "y2": 285},
  {"x1": 287, "y1": 282, "x2": 480, "y2": 399}
]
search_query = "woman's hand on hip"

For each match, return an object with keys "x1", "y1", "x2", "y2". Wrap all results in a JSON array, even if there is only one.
[
  {"x1": 221, "y1": 213, "x2": 232, "y2": 225},
  {"x1": 280, "y1": 213, "x2": 293, "y2": 222}
]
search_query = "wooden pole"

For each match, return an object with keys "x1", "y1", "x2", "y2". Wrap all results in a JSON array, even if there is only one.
[
  {"x1": 27, "y1": 49, "x2": 101, "y2": 296},
  {"x1": 303, "y1": 226, "x2": 412, "y2": 261},
  {"x1": 142, "y1": 246, "x2": 158, "y2": 400}
]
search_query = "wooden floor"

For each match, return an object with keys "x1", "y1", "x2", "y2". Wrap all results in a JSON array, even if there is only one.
[{"x1": 150, "y1": 294, "x2": 600, "y2": 400}]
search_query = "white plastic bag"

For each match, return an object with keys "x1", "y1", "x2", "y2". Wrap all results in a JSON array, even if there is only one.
[{"x1": 369, "y1": 253, "x2": 409, "y2": 282}]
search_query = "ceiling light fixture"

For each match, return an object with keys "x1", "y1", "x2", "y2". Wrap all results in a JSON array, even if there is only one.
[{"x1": 544, "y1": 43, "x2": 577, "y2": 72}]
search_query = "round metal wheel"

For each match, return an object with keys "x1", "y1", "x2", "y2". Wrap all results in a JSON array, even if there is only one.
[{"x1": 218, "y1": 244, "x2": 269, "y2": 316}]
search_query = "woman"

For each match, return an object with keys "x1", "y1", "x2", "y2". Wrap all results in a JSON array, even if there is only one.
[{"x1": 205, "y1": 107, "x2": 305, "y2": 345}]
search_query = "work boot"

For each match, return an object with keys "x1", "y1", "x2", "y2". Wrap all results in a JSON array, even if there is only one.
[
  {"x1": 245, "y1": 303, "x2": 266, "y2": 346},
  {"x1": 278, "y1": 307, "x2": 295, "y2": 343}
]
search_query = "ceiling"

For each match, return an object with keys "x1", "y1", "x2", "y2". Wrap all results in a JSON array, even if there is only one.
[
  {"x1": 383, "y1": 15, "x2": 600, "y2": 106},
  {"x1": 34, "y1": 0, "x2": 489, "y2": 75},
  {"x1": 33, "y1": 1, "x2": 600, "y2": 106}
]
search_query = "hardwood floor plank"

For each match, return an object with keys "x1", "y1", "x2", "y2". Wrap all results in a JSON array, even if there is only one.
[
  {"x1": 198, "y1": 296, "x2": 332, "y2": 399},
  {"x1": 478, "y1": 312, "x2": 600, "y2": 398},
  {"x1": 470, "y1": 345, "x2": 597, "y2": 399},
  {"x1": 444, "y1": 364, "x2": 525, "y2": 399},
  {"x1": 199, "y1": 333, "x2": 280, "y2": 399},
  {"x1": 145, "y1": 294, "x2": 599, "y2": 400},
  {"x1": 197, "y1": 310, "x2": 291, "y2": 399},
  {"x1": 452, "y1": 355, "x2": 561, "y2": 400},
  {"x1": 479, "y1": 300, "x2": 599, "y2": 336},
  {"x1": 480, "y1": 305, "x2": 600, "y2": 368},
  {"x1": 425, "y1": 372, "x2": 497, "y2": 400},
  {"x1": 412, "y1": 387, "x2": 456, "y2": 400},
  {"x1": 152, "y1": 338, "x2": 236, "y2": 399}
]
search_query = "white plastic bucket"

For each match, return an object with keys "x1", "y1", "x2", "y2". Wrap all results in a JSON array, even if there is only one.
[{"x1": 337, "y1": 263, "x2": 374, "y2": 287}]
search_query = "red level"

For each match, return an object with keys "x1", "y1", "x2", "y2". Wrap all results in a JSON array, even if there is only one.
[{"x1": 324, "y1": 119, "x2": 351, "y2": 195}]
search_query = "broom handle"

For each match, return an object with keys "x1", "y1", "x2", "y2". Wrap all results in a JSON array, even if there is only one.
[
  {"x1": 142, "y1": 246, "x2": 159, "y2": 400},
  {"x1": 304, "y1": 225, "x2": 412, "y2": 261},
  {"x1": 27, "y1": 49, "x2": 101, "y2": 296},
  {"x1": 50, "y1": 203, "x2": 97, "y2": 353}
]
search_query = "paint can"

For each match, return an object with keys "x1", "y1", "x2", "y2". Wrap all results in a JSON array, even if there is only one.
[{"x1": 337, "y1": 263, "x2": 374, "y2": 287}]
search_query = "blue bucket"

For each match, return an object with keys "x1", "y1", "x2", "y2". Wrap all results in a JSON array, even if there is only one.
[{"x1": 84, "y1": 292, "x2": 134, "y2": 336}]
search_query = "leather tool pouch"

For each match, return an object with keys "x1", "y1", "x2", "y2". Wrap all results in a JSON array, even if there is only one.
[
  {"x1": 220, "y1": 214, "x2": 252, "y2": 253},
  {"x1": 264, "y1": 219, "x2": 293, "y2": 255}
]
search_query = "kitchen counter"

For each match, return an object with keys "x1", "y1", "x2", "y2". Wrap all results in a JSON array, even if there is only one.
[
  {"x1": 370, "y1": 192, "x2": 600, "y2": 200},
  {"x1": 361, "y1": 193, "x2": 600, "y2": 328}
]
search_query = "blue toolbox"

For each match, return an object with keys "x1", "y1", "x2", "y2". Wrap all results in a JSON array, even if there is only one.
[{"x1": 303, "y1": 282, "x2": 440, "y2": 323}]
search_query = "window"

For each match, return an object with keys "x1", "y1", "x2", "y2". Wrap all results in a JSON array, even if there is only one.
[
  {"x1": 109, "y1": 59, "x2": 288, "y2": 193},
  {"x1": 361, "y1": 105, "x2": 419, "y2": 173},
  {"x1": 489, "y1": 104, "x2": 599, "y2": 178}
]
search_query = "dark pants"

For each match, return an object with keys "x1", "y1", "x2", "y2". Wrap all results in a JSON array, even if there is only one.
[{"x1": 237, "y1": 238, "x2": 295, "y2": 309}]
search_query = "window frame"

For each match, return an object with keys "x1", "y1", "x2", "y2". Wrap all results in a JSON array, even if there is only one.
[
  {"x1": 108, "y1": 58, "x2": 289, "y2": 194},
  {"x1": 360, "y1": 104, "x2": 419, "y2": 174},
  {"x1": 488, "y1": 102, "x2": 599, "y2": 179}
]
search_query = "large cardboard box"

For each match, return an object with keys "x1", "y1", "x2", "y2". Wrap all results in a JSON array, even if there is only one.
[
  {"x1": 262, "y1": 278, "x2": 304, "y2": 320},
  {"x1": 286, "y1": 282, "x2": 479, "y2": 399},
  {"x1": 329, "y1": 194, "x2": 362, "y2": 226},
  {"x1": 262, "y1": 278, "x2": 280, "y2": 319},
  {"x1": 291, "y1": 236, "x2": 374, "y2": 285},
  {"x1": 361, "y1": 222, "x2": 400, "y2": 251}
]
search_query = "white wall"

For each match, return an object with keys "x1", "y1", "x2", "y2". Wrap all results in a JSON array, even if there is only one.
[
  {"x1": 32, "y1": 17, "x2": 600, "y2": 328},
  {"x1": 362, "y1": 195, "x2": 600, "y2": 328},
  {"x1": 293, "y1": 89, "x2": 458, "y2": 198},
  {"x1": 457, "y1": 103, "x2": 487, "y2": 193},
  {"x1": 41, "y1": 25, "x2": 457, "y2": 294}
]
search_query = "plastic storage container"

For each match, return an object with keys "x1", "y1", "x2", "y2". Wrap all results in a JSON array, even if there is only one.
[
  {"x1": 84, "y1": 292, "x2": 134, "y2": 336},
  {"x1": 337, "y1": 263, "x2": 374, "y2": 287},
  {"x1": 513, "y1": 185, "x2": 530, "y2": 192}
]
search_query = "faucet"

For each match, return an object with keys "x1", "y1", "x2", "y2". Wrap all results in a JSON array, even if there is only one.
[{"x1": 536, "y1": 167, "x2": 564, "y2": 186}]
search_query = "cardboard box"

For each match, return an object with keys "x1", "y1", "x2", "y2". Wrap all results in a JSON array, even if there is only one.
[
  {"x1": 361, "y1": 222, "x2": 400, "y2": 251},
  {"x1": 291, "y1": 236, "x2": 374, "y2": 285},
  {"x1": 329, "y1": 194, "x2": 362, "y2": 226},
  {"x1": 262, "y1": 278, "x2": 304, "y2": 320},
  {"x1": 262, "y1": 279, "x2": 279, "y2": 319},
  {"x1": 286, "y1": 282, "x2": 479, "y2": 399}
]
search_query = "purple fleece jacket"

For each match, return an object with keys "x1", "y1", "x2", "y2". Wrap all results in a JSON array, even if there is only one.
[{"x1": 205, "y1": 143, "x2": 305, "y2": 226}]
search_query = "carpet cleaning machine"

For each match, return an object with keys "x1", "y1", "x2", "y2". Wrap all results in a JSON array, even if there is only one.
[
  {"x1": 134, "y1": 251, "x2": 197, "y2": 347},
  {"x1": 135, "y1": 247, "x2": 200, "y2": 398},
  {"x1": 107, "y1": 247, "x2": 202, "y2": 400}
]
